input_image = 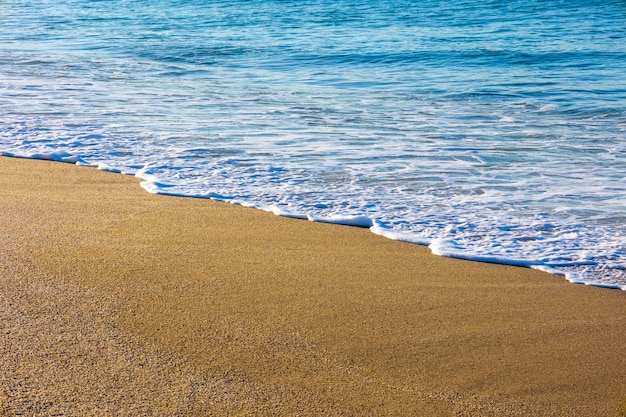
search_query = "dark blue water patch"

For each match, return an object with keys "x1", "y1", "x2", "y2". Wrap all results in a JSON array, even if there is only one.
[{"x1": 10, "y1": 0, "x2": 625, "y2": 79}]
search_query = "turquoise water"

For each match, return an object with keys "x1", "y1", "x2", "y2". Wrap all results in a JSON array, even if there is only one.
[{"x1": 1, "y1": 0, "x2": 625, "y2": 287}]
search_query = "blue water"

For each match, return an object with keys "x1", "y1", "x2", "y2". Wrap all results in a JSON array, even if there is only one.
[{"x1": 1, "y1": 0, "x2": 625, "y2": 288}]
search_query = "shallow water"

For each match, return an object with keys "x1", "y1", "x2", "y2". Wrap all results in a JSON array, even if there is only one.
[{"x1": 1, "y1": 0, "x2": 625, "y2": 288}]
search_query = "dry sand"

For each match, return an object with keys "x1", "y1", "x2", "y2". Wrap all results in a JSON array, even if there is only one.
[{"x1": 0, "y1": 156, "x2": 624, "y2": 416}]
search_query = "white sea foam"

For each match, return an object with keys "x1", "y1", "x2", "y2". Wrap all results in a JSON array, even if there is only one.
[
  {"x1": 2, "y1": 148, "x2": 625, "y2": 289},
  {"x1": 307, "y1": 214, "x2": 374, "y2": 228}
]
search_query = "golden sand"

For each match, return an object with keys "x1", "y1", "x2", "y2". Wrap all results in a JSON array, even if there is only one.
[{"x1": 0, "y1": 156, "x2": 624, "y2": 416}]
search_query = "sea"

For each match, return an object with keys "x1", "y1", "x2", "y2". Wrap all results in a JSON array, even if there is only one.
[{"x1": 1, "y1": 0, "x2": 625, "y2": 289}]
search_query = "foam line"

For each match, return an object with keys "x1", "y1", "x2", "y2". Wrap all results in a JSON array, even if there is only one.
[{"x1": 1, "y1": 151, "x2": 623, "y2": 291}]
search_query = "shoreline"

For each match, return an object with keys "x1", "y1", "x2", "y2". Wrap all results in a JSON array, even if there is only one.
[
  {"x1": 1, "y1": 156, "x2": 625, "y2": 416},
  {"x1": 6, "y1": 152, "x2": 624, "y2": 291}
]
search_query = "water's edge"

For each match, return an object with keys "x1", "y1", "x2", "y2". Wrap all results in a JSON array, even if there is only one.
[{"x1": 5, "y1": 151, "x2": 623, "y2": 291}]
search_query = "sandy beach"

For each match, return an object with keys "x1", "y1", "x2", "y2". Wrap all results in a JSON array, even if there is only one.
[{"x1": 0, "y1": 156, "x2": 624, "y2": 416}]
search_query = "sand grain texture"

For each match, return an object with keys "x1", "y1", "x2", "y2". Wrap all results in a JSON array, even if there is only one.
[{"x1": 1, "y1": 157, "x2": 625, "y2": 416}]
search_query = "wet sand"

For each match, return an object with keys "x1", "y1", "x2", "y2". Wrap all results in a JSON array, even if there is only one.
[{"x1": 1, "y1": 156, "x2": 624, "y2": 416}]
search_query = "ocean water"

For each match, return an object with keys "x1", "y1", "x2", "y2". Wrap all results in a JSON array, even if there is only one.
[{"x1": 1, "y1": 0, "x2": 625, "y2": 289}]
